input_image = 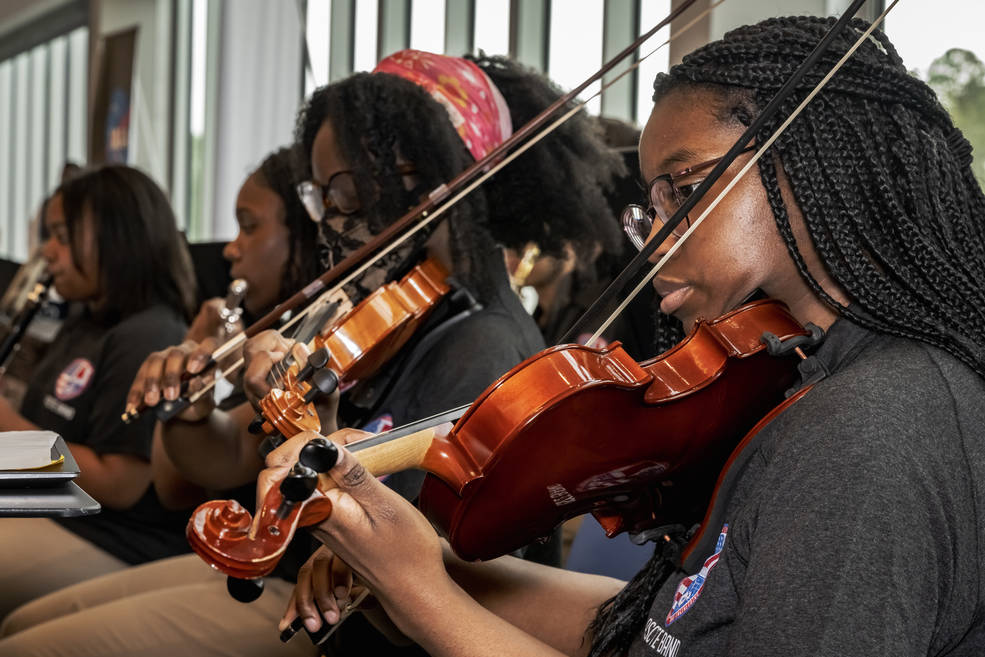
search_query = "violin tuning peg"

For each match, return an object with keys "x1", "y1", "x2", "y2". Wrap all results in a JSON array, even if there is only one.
[
  {"x1": 307, "y1": 347, "x2": 330, "y2": 370},
  {"x1": 226, "y1": 575, "x2": 264, "y2": 603},
  {"x1": 302, "y1": 368, "x2": 339, "y2": 404},
  {"x1": 299, "y1": 437, "x2": 339, "y2": 473},
  {"x1": 280, "y1": 463, "x2": 318, "y2": 502},
  {"x1": 248, "y1": 416, "x2": 266, "y2": 435}
]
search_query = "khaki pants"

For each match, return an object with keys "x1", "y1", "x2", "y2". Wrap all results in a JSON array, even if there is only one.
[
  {"x1": 0, "y1": 518, "x2": 128, "y2": 620},
  {"x1": 0, "y1": 553, "x2": 320, "y2": 657}
]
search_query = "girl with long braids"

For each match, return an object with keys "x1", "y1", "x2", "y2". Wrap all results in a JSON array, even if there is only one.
[{"x1": 265, "y1": 16, "x2": 985, "y2": 657}]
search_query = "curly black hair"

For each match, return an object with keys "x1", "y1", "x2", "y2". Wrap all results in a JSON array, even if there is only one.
[
  {"x1": 295, "y1": 56, "x2": 635, "y2": 302},
  {"x1": 588, "y1": 15, "x2": 985, "y2": 657},
  {"x1": 465, "y1": 53, "x2": 626, "y2": 263},
  {"x1": 253, "y1": 146, "x2": 323, "y2": 307},
  {"x1": 295, "y1": 71, "x2": 495, "y2": 299}
]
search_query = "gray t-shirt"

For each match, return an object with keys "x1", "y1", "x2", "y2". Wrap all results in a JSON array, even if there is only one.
[{"x1": 628, "y1": 318, "x2": 985, "y2": 656}]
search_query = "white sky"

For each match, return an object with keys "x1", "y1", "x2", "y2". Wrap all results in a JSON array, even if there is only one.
[{"x1": 885, "y1": 1, "x2": 985, "y2": 77}]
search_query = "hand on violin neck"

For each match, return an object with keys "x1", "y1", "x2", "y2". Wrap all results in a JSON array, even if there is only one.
[
  {"x1": 125, "y1": 338, "x2": 218, "y2": 422},
  {"x1": 280, "y1": 545, "x2": 389, "y2": 642},
  {"x1": 242, "y1": 330, "x2": 300, "y2": 410},
  {"x1": 304, "y1": 440, "x2": 449, "y2": 624}
]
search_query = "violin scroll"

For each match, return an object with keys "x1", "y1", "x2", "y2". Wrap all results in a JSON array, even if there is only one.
[{"x1": 187, "y1": 435, "x2": 339, "y2": 581}]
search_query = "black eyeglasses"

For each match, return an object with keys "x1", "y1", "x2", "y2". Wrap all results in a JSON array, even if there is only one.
[
  {"x1": 296, "y1": 163, "x2": 417, "y2": 222},
  {"x1": 621, "y1": 146, "x2": 756, "y2": 251}
]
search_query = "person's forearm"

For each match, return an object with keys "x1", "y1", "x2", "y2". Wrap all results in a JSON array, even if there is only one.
[
  {"x1": 151, "y1": 423, "x2": 207, "y2": 509},
  {"x1": 0, "y1": 407, "x2": 38, "y2": 431},
  {"x1": 160, "y1": 405, "x2": 263, "y2": 489},
  {"x1": 383, "y1": 576, "x2": 574, "y2": 657},
  {"x1": 440, "y1": 545, "x2": 623, "y2": 656},
  {"x1": 69, "y1": 443, "x2": 150, "y2": 508}
]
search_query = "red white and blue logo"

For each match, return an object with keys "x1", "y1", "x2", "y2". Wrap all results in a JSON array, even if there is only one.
[
  {"x1": 54, "y1": 358, "x2": 95, "y2": 401},
  {"x1": 666, "y1": 524, "x2": 729, "y2": 626},
  {"x1": 361, "y1": 413, "x2": 393, "y2": 435}
]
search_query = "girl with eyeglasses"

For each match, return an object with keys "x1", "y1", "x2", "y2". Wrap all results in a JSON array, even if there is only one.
[{"x1": 263, "y1": 16, "x2": 985, "y2": 657}]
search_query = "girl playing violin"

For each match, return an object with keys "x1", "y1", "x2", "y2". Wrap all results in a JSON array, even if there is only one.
[
  {"x1": 0, "y1": 165, "x2": 196, "y2": 620},
  {"x1": 269, "y1": 16, "x2": 985, "y2": 657}
]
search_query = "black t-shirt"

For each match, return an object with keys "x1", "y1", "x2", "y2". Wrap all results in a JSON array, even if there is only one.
[
  {"x1": 626, "y1": 318, "x2": 985, "y2": 657},
  {"x1": 20, "y1": 304, "x2": 192, "y2": 564},
  {"x1": 273, "y1": 263, "x2": 546, "y2": 581}
]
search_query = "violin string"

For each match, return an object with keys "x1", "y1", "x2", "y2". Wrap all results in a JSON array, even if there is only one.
[
  {"x1": 586, "y1": 0, "x2": 899, "y2": 346},
  {"x1": 181, "y1": 2, "x2": 722, "y2": 405}
]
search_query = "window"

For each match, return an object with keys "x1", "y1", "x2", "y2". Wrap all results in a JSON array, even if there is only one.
[{"x1": 0, "y1": 26, "x2": 88, "y2": 262}]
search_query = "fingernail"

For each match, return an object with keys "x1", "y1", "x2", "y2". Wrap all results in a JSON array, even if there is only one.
[
  {"x1": 304, "y1": 616, "x2": 320, "y2": 632},
  {"x1": 334, "y1": 587, "x2": 348, "y2": 601},
  {"x1": 189, "y1": 358, "x2": 205, "y2": 373},
  {"x1": 324, "y1": 610, "x2": 339, "y2": 624},
  {"x1": 165, "y1": 386, "x2": 178, "y2": 400},
  {"x1": 146, "y1": 390, "x2": 159, "y2": 406}
]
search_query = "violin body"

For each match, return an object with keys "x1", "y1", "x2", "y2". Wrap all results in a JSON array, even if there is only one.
[
  {"x1": 257, "y1": 258, "x2": 450, "y2": 438},
  {"x1": 188, "y1": 298, "x2": 814, "y2": 577},
  {"x1": 419, "y1": 298, "x2": 809, "y2": 560}
]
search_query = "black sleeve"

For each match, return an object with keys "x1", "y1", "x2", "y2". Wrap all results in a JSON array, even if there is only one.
[
  {"x1": 84, "y1": 313, "x2": 186, "y2": 459},
  {"x1": 381, "y1": 310, "x2": 541, "y2": 502},
  {"x1": 726, "y1": 377, "x2": 971, "y2": 656},
  {"x1": 400, "y1": 312, "x2": 536, "y2": 422}
]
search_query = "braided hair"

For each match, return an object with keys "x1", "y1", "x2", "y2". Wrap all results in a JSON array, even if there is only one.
[
  {"x1": 589, "y1": 15, "x2": 985, "y2": 657},
  {"x1": 253, "y1": 146, "x2": 322, "y2": 306},
  {"x1": 296, "y1": 72, "x2": 495, "y2": 300},
  {"x1": 465, "y1": 54, "x2": 626, "y2": 262}
]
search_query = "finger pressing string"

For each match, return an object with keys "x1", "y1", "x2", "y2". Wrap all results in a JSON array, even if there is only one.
[{"x1": 280, "y1": 589, "x2": 370, "y2": 645}]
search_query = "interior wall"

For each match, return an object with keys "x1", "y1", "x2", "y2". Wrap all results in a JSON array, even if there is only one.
[{"x1": 91, "y1": 0, "x2": 173, "y2": 191}]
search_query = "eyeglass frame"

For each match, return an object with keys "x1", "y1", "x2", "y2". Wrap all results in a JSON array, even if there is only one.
[
  {"x1": 296, "y1": 162, "x2": 418, "y2": 223},
  {"x1": 621, "y1": 146, "x2": 757, "y2": 251}
]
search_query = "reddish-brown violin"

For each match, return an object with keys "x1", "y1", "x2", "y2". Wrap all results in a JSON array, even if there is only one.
[
  {"x1": 255, "y1": 258, "x2": 450, "y2": 439},
  {"x1": 188, "y1": 298, "x2": 816, "y2": 577}
]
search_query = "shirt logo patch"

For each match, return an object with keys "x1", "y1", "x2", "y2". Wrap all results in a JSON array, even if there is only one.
[
  {"x1": 361, "y1": 413, "x2": 393, "y2": 434},
  {"x1": 666, "y1": 523, "x2": 728, "y2": 626},
  {"x1": 54, "y1": 358, "x2": 95, "y2": 401}
]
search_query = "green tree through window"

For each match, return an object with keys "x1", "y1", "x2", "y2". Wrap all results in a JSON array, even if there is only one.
[{"x1": 926, "y1": 48, "x2": 985, "y2": 186}]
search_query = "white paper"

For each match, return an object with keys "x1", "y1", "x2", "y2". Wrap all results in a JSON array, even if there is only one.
[{"x1": 0, "y1": 431, "x2": 60, "y2": 470}]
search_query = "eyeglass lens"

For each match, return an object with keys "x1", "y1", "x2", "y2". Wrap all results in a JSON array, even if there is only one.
[{"x1": 297, "y1": 172, "x2": 362, "y2": 222}]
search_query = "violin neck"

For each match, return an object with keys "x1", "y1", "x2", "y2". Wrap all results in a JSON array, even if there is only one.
[{"x1": 341, "y1": 422, "x2": 455, "y2": 478}]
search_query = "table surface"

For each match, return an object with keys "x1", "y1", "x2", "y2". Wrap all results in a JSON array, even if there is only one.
[{"x1": 0, "y1": 480, "x2": 100, "y2": 517}]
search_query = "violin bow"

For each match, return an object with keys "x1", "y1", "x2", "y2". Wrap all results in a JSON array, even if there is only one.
[
  {"x1": 270, "y1": 0, "x2": 901, "y2": 439},
  {"x1": 128, "y1": 0, "x2": 716, "y2": 419},
  {"x1": 566, "y1": 0, "x2": 900, "y2": 347}
]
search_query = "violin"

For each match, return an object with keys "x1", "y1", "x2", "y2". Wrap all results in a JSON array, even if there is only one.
[
  {"x1": 188, "y1": 298, "x2": 819, "y2": 577},
  {"x1": 254, "y1": 258, "x2": 450, "y2": 441}
]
